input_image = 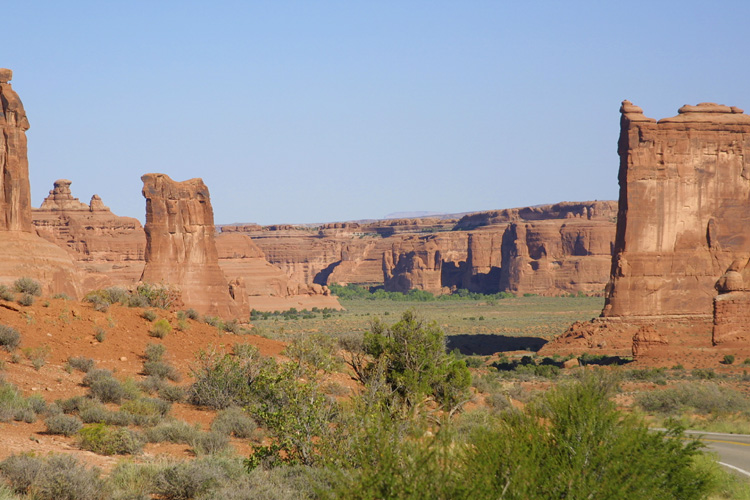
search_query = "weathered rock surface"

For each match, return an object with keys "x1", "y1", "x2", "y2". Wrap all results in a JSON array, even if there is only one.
[
  {"x1": 228, "y1": 201, "x2": 616, "y2": 296},
  {"x1": 33, "y1": 180, "x2": 146, "y2": 290},
  {"x1": 140, "y1": 173, "x2": 247, "y2": 318},
  {"x1": 0, "y1": 70, "x2": 80, "y2": 297},
  {"x1": 547, "y1": 101, "x2": 750, "y2": 361},
  {"x1": 215, "y1": 232, "x2": 339, "y2": 310},
  {"x1": 603, "y1": 101, "x2": 750, "y2": 318}
]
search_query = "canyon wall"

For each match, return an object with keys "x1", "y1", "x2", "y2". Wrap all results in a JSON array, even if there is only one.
[
  {"x1": 0, "y1": 69, "x2": 80, "y2": 297},
  {"x1": 224, "y1": 201, "x2": 617, "y2": 296}
]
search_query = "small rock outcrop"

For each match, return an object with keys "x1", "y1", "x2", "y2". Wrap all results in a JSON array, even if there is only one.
[{"x1": 140, "y1": 173, "x2": 247, "y2": 319}]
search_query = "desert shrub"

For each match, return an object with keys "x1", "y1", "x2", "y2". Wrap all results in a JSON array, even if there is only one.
[
  {"x1": 191, "y1": 431, "x2": 230, "y2": 455},
  {"x1": 152, "y1": 459, "x2": 222, "y2": 500},
  {"x1": 328, "y1": 373, "x2": 712, "y2": 500},
  {"x1": 184, "y1": 308, "x2": 200, "y2": 320},
  {"x1": 126, "y1": 294, "x2": 149, "y2": 308},
  {"x1": 0, "y1": 325, "x2": 20, "y2": 352},
  {"x1": 13, "y1": 277, "x2": 41, "y2": 297},
  {"x1": 66, "y1": 356, "x2": 95, "y2": 373},
  {"x1": 188, "y1": 347, "x2": 267, "y2": 409},
  {"x1": 17, "y1": 294, "x2": 34, "y2": 306},
  {"x1": 159, "y1": 385, "x2": 186, "y2": 403},
  {"x1": 141, "y1": 310, "x2": 158, "y2": 322},
  {"x1": 88, "y1": 377, "x2": 127, "y2": 404},
  {"x1": 323, "y1": 381, "x2": 349, "y2": 397},
  {"x1": 121, "y1": 397, "x2": 171, "y2": 426},
  {"x1": 246, "y1": 360, "x2": 338, "y2": 467},
  {"x1": 94, "y1": 327, "x2": 107, "y2": 342},
  {"x1": 82, "y1": 369, "x2": 113, "y2": 387},
  {"x1": 145, "y1": 343, "x2": 166, "y2": 362},
  {"x1": 211, "y1": 406, "x2": 257, "y2": 438},
  {"x1": 636, "y1": 382, "x2": 750, "y2": 416},
  {"x1": 78, "y1": 424, "x2": 146, "y2": 455},
  {"x1": 143, "y1": 361, "x2": 182, "y2": 382},
  {"x1": 203, "y1": 315, "x2": 223, "y2": 328},
  {"x1": 138, "y1": 375, "x2": 167, "y2": 395},
  {"x1": 135, "y1": 283, "x2": 180, "y2": 310},
  {"x1": 722, "y1": 354, "x2": 735, "y2": 365},
  {"x1": 0, "y1": 286, "x2": 14, "y2": 302},
  {"x1": 349, "y1": 310, "x2": 472, "y2": 412},
  {"x1": 146, "y1": 419, "x2": 202, "y2": 444},
  {"x1": 222, "y1": 319, "x2": 242, "y2": 334},
  {"x1": 283, "y1": 333, "x2": 342, "y2": 374},
  {"x1": 22, "y1": 345, "x2": 50, "y2": 371},
  {"x1": 0, "y1": 453, "x2": 107, "y2": 500},
  {"x1": 149, "y1": 319, "x2": 172, "y2": 339},
  {"x1": 0, "y1": 382, "x2": 44, "y2": 423},
  {"x1": 44, "y1": 413, "x2": 83, "y2": 436}
]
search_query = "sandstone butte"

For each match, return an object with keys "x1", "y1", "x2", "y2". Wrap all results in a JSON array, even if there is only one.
[
  {"x1": 0, "y1": 69, "x2": 80, "y2": 298},
  {"x1": 221, "y1": 200, "x2": 617, "y2": 297},
  {"x1": 543, "y1": 101, "x2": 750, "y2": 360},
  {"x1": 139, "y1": 173, "x2": 251, "y2": 319}
]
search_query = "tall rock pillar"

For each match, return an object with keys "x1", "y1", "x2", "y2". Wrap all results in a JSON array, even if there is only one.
[
  {"x1": 0, "y1": 69, "x2": 32, "y2": 232},
  {"x1": 140, "y1": 173, "x2": 248, "y2": 319}
]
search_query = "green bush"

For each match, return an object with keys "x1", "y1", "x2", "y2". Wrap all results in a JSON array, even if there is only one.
[
  {"x1": 0, "y1": 325, "x2": 20, "y2": 352},
  {"x1": 44, "y1": 413, "x2": 83, "y2": 436},
  {"x1": 283, "y1": 333, "x2": 342, "y2": 374},
  {"x1": 636, "y1": 382, "x2": 750, "y2": 416},
  {"x1": 149, "y1": 319, "x2": 172, "y2": 339},
  {"x1": 94, "y1": 327, "x2": 107, "y2": 343},
  {"x1": 78, "y1": 424, "x2": 146, "y2": 455},
  {"x1": 88, "y1": 377, "x2": 128, "y2": 404},
  {"x1": 13, "y1": 277, "x2": 41, "y2": 297},
  {"x1": 184, "y1": 308, "x2": 200, "y2": 320},
  {"x1": 0, "y1": 453, "x2": 107, "y2": 500},
  {"x1": 120, "y1": 397, "x2": 171, "y2": 426},
  {"x1": 722, "y1": 354, "x2": 735, "y2": 365},
  {"x1": 350, "y1": 310, "x2": 472, "y2": 412},
  {"x1": 134, "y1": 283, "x2": 180, "y2": 310},
  {"x1": 188, "y1": 348, "x2": 266, "y2": 409}
]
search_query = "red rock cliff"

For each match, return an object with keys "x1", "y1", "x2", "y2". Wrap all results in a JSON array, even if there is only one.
[
  {"x1": 140, "y1": 173, "x2": 247, "y2": 318},
  {"x1": 603, "y1": 101, "x2": 750, "y2": 318}
]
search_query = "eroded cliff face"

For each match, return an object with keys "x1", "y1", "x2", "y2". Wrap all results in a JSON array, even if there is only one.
[
  {"x1": 225, "y1": 201, "x2": 617, "y2": 296},
  {"x1": 0, "y1": 69, "x2": 32, "y2": 232},
  {"x1": 603, "y1": 102, "x2": 750, "y2": 318},
  {"x1": 0, "y1": 70, "x2": 80, "y2": 297},
  {"x1": 140, "y1": 173, "x2": 247, "y2": 319},
  {"x1": 33, "y1": 180, "x2": 146, "y2": 290}
]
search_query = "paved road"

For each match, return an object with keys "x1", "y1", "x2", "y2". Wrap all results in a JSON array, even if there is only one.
[{"x1": 684, "y1": 430, "x2": 750, "y2": 478}]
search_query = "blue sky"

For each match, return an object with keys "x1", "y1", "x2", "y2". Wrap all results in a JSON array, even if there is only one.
[{"x1": 4, "y1": 1, "x2": 749, "y2": 224}]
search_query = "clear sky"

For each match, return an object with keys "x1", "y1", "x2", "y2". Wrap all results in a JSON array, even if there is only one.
[{"x1": 4, "y1": 1, "x2": 749, "y2": 225}]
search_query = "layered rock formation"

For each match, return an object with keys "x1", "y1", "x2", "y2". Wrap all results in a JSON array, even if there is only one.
[
  {"x1": 0, "y1": 69, "x2": 80, "y2": 297},
  {"x1": 33, "y1": 180, "x2": 146, "y2": 289},
  {"x1": 545, "y1": 101, "x2": 750, "y2": 360},
  {"x1": 140, "y1": 173, "x2": 247, "y2": 318},
  {"x1": 603, "y1": 102, "x2": 750, "y2": 318},
  {"x1": 224, "y1": 201, "x2": 617, "y2": 296}
]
